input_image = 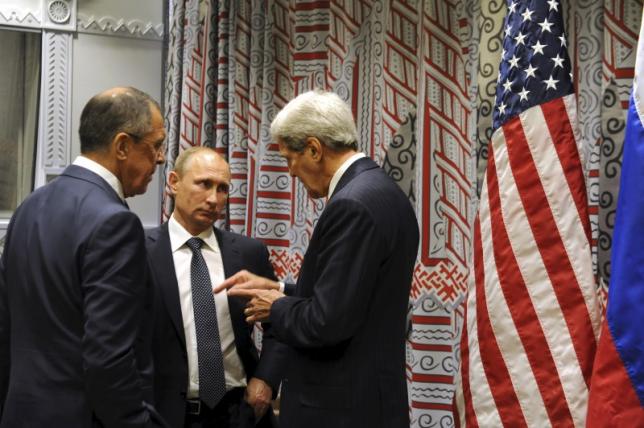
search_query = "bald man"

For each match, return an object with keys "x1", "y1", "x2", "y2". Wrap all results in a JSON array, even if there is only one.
[
  {"x1": 0, "y1": 87, "x2": 168, "y2": 427},
  {"x1": 145, "y1": 147, "x2": 283, "y2": 428}
]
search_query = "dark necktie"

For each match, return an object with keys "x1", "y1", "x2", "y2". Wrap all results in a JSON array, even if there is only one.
[{"x1": 185, "y1": 237, "x2": 227, "y2": 408}]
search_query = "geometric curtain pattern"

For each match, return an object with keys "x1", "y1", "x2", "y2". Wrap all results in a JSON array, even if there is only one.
[{"x1": 163, "y1": 0, "x2": 639, "y2": 425}]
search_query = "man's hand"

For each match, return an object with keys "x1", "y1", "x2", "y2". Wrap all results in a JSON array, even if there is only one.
[
  {"x1": 213, "y1": 269, "x2": 280, "y2": 294},
  {"x1": 234, "y1": 289, "x2": 283, "y2": 323},
  {"x1": 245, "y1": 377, "x2": 273, "y2": 421}
]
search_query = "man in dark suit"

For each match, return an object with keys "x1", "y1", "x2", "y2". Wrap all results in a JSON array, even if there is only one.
[
  {"x1": 217, "y1": 90, "x2": 420, "y2": 428},
  {"x1": 146, "y1": 147, "x2": 283, "y2": 428},
  {"x1": 0, "y1": 87, "x2": 168, "y2": 427}
]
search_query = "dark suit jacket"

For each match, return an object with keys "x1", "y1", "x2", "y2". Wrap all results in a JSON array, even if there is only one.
[
  {"x1": 145, "y1": 223, "x2": 284, "y2": 428},
  {"x1": 270, "y1": 157, "x2": 420, "y2": 428},
  {"x1": 0, "y1": 165, "x2": 165, "y2": 427}
]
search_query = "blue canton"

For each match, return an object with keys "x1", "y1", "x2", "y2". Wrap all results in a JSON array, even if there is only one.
[{"x1": 493, "y1": 0, "x2": 574, "y2": 130}]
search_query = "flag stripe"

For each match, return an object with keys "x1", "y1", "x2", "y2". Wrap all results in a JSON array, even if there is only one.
[
  {"x1": 494, "y1": 119, "x2": 591, "y2": 425},
  {"x1": 456, "y1": 309, "x2": 477, "y2": 428},
  {"x1": 487, "y1": 143, "x2": 572, "y2": 427},
  {"x1": 544, "y1": 97, "x2": 592, "y2": 244},
  {"x1": 507, "y1": 107, "x2": 597, "y2": 387},
  {"x1": 473, "y1": 213, "x2": 528, "y2": 427},
  {"x1": 464, "y1": 196, "x2": 502, "y2": 427}
]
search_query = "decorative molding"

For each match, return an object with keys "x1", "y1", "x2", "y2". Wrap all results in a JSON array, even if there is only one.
[
  {"x1": 34, "y1": 31, "x2": 73, "y2": 188},
  {"x1": 42, "y1": 0, "x2": 76, "y2": 31},
  {"x1": 77, "y1": 13, "x2": 163, "y2": 40},
  {"x1": 0, "y1": 7, "x2": 42, "y2": 29},
  {"x1": 0, "y1": 1, "x2": 77, "y2": 31},
  {"x1": 47, "y1": 0, "x2": 71, "y2": 25}
]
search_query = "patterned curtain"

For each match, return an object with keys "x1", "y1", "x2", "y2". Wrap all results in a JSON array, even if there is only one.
[{"x1": 162, "y1": 0, "x2": 642, "y2": 426}]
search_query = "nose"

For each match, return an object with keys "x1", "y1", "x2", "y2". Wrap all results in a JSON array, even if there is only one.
[{"x1": 206, "y1": 188, "x2": 219, "y2": 205}]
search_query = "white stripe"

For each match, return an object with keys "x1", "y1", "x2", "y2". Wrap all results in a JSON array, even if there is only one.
[
  {"x1": 497, "y1": 120, "x2": 588, "y2": 426},
  {"x1": 478, "y1": 144, "x2": 549, "y2": 426},
  {"x1": 562, "y1": 95, "x2": 602, "y2": 336}
]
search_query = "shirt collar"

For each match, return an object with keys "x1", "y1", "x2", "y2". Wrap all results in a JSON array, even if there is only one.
[
  {"x1": 72, "y1": 155, "x2": 125, "y2": 201},
  {"x1": 328, "y1": 152, "x2": 366, "y2": 198},
  {"x1": 168, "y1": 214, "x2": 219, "y2": 253}
]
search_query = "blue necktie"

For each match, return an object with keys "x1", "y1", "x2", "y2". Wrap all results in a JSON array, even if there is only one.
[{"x1": 185, "y1": 237, "x2": 227, "y2": 408}]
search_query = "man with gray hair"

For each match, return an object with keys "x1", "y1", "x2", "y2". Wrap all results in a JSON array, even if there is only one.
[
  {"x1": 0, "y1": 87, "x2": 168, "y2": 427},
  {"x1": 216, "y1": 90, "x2": 420, "y2": 428}
]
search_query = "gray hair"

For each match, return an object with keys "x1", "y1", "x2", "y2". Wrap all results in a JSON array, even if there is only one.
[
  {"x1": 270, "y1": 90, "x2": 358, "y2": 152},
  {"x1": 79, "y1": 87, "x2": 160, "y2": 153}
]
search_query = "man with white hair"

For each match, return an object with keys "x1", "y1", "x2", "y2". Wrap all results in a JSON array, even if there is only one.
[{"x1": 217, "y1": 90, "x2": 419, "y2": 428}]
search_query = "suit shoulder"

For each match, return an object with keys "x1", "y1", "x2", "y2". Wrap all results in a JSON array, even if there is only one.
[
  {"x1": 144, "y1": 224, "x2": 165, "y2": 244},
  {"x1": 218, "y1": 228, "x2": 267, "y2": 250}
]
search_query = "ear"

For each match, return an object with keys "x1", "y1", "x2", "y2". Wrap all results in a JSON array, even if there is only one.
[
  {"x1": 168, "y1": 171, "x2": 180, "y2": 196},
  {"x1": 113, "y1": 132, "x2": 130, "y2": 160},
  {"x1": 306, "y1": 137, "x2": 323, "y2": 161}
]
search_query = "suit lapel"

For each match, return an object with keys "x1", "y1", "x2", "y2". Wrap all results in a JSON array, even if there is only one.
[
  {"x1": 214, "y1": 228, "x2": 249, "y2": 351},
  {"x1": 148, "y1": 223, "x2": 186, "y2": 347},
  {"x1": 215, "y1": 228, "x2": 245, "y2": 320},
  {"x1": 215, "y1": 228, "x2": 242, "y2": 279}
]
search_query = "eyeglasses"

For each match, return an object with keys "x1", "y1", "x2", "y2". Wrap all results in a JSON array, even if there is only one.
[{"x1": 126, "y1": 132, "x2": 167, "y2": 156}]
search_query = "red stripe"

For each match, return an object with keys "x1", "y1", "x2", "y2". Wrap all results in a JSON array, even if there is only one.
[
  {"x1": 411, "y1": 315, "x2": 451, "y2": 325},
  {"x1": 411, "y1": 374, "x2": 453, "y2": 383},
  {"x1": 587, "y1": 322, "x2": 644, "y2": 427},
  {"x1": 505, "y1": 114, "x2": 596, "y2": 386},
  {"x1": 293, "y1": 52, "x2": 328, "y2": 61},
  {"x1": 294, "y1": 24, "x2": 329, "y2": 32},
  {"x1": 474, "y1": 182, "x2": 528, "y2": 427},
  {"x1": 458, "y1": 289, "x2": 479, "y2": 428},
  {"x1": 261, "y1": 238, "x2": 290, "y2": 247},
  {"x1": 256, "y1": 213, "x2": 290, "y2": 220},
  {"x1": 541, "y1": 97, "x2": 592, "y2": 244},
  {"x1": 411, "y1": 401, "x2": 453, "y2": 411},
  {"x1": 410, "y1": 343, "x2": 452, "y2": 352},
  {"x1": 260, "y1": 165, "x2": 289, "y2": 173},
  {"x1": 247, "y1": 157, "x2": 256, "y2": 236},
  {"x1": 257, "y1": 191, "x2": 291, "y2": 200}
]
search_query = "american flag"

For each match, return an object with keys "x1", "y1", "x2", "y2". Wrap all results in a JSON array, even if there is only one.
[{"x1": 455, "y1": 1, "x2": 601, "y2": 426}]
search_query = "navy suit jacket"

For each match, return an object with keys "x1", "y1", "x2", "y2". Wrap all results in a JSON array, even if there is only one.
[
  {"x1": 270, "y1": 157, "x2": 420, "y2": 428},
  {"x1": 0, "y1": 165, "x2": 165, "y2": 427},
  {"x1": 145, "y1": 223, "x2": 284, "y2": 428}
]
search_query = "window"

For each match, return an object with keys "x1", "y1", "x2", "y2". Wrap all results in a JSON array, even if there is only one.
[{"x1": 0, "y1": 29, "x2": 40, "y2": 216}]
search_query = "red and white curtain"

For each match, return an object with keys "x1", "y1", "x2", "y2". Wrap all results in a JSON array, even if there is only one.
[{"x1": 162, "y1": 0, "x2": 641, "y2": 425}]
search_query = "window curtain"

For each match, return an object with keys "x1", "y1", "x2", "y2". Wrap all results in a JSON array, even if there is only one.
[
  {"x1": 0, "y1": 31, "x2": 40, "y2": 216},
  {"x1": 162, "y1": 0, "x2": 640, "y2": 425}
]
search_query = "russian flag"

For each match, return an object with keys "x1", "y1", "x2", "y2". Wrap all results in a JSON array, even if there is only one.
[{"x1": 586, "y1": 11, "x2": 644, "y2": 427}]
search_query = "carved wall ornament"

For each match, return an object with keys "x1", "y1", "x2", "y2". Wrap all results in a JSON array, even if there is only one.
[
  {"x1": 47, "y1": 0, "x2": 71, "y2": 24},
  {"x1": 77, "y1": 13, "x2": 164, "y2": 40}
]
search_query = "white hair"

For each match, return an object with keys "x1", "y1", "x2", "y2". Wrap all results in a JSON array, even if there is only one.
[{"x1": 270, "y1": 90, "x2": 358, "y2": 152}]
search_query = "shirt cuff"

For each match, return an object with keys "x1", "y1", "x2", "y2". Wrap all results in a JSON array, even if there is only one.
[{"x1": 278, "y1": 281, "x2": 285, "y2": 293}]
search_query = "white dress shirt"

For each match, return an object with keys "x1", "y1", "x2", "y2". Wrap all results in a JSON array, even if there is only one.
[
  {"x1": 72, "y1": 155, "x2": 125, "y2": 201},
  {"x1": 168, "y1": 215, "x2": 247, "y2": 399},
  {"x1": 327, "y1": 152, "x2": 366, "y2": 198}
]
